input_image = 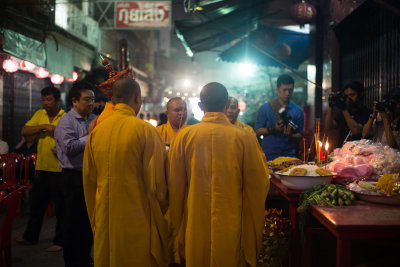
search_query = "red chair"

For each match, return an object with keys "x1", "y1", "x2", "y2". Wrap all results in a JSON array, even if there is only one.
[
  {"x1": 0, "y1": 186, "x2": 25, "y2": 267},
  {"x1": 0, "y1": 153, "x2": 24, "y2": 191},
  {"x1": 22, "y1": 154, "x2": 37, "y2": 190}
]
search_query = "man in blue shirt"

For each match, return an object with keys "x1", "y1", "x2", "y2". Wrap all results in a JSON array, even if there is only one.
[
  {"x1": 254, "y1": 74, "x2": 304, "y2": 161},
  {"x1": 54, "y1": 81, "x2": 96, "y2": 267}
]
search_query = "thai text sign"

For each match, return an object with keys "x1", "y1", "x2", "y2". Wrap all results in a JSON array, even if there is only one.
[{"x1": 115, "y1": 1, "x2": 171, "y2": 29}]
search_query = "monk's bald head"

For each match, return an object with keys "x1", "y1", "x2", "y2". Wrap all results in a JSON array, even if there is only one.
[
  {"x1": 112, "y1": 77, "x2": 141, "y2": 104},
  {"x1": 167, "y1": 97, "x2": 186, "y2": 111},
  {"x1": 200, "y1": 82, "x2": 228, "y2": 112},
  {"x1": 228, "y1": 96, "x2": 238, "y2": 107}
]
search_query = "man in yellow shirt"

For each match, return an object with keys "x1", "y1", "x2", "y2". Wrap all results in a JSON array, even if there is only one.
[
  {"x1": 15, "y1": 86, "x2": 66, "y2": 252},
  {"x1": 157, "y1": 97, "x2": 187, "y2": 147},
  {"x1": 83, "y1": 77, "x2": 169, "y2": 267},
  {"x1": 168, "y1": 82, "x2": 269, "y2": 267}
]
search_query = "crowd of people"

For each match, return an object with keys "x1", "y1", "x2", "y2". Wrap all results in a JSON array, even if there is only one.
[
  {"x1": 2, "y1": 70, "x2": 399, "y2": 267},
  {"x1": 9, "y1": 75, "x2": 270, "y2": 267}
]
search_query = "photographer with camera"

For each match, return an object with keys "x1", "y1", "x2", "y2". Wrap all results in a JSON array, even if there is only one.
[
  {"x1": 362, "y1": 88, "x2": 400, "y2": 148},
  {"x1": 255, "y1": 74, "x2": 304, "y2": 161},
  {"x1": 325, "y1": 81, "x2": 371, "y2": 149}
]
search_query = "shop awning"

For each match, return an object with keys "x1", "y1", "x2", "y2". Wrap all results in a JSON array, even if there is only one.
[
  {"x1": 174, "y1": 0, "x2": 268, "y2": 57},
  {"x1": 217, "y1": 26, "x2": 309, "y2": 69}
]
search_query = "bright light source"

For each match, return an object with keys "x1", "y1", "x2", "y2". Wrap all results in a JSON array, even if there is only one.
[
  {"x1": 2, "y1": 59, "x2": 19, "y2": 73},
  {"x1": 238, "y1": 100, "x2": 246, "y2": 111},
  {"x1": 177, "y1": 92, "x2": 181, "y2": 96},
  {"x1": 168, "y1": 91, "x2": 172, "y2": 95},
  {"x1": 184, "y1": 92, "x2": 188, "y2": 96},
  {"x1": 183, "y1": 79, "x2": 191, "y2": 88},
  {"x1": 35, "y1": 67, "x2": 49, "y2": 78},
  {"x1": 65, "y1": 72, "x2": 78, "y2": 82},
  {"x1": 238, "y1": 62, "x2": 257, "y2": 78},
  {"x1": 148, "y1": 119, "x2": 158, "y2": 127},
  {"x1": 192, "y1": 93, "x2": 196, "y2": 96},
  {"x1": 20, "y1": 60, "x2": 36, "y2": 71},
  {"x1": 51, "y1": 74, "x2": 64, "y2": 85},
  {"x1": 189, "y1": 97, "x2": 203, "y2": 121}
]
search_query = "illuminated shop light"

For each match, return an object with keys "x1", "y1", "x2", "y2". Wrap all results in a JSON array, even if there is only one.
[
  {"x1": 2, "y1": 59, "x2": 19, "y2": 73},
  {"x1": 20, "y1": 60, "x2": 36, "y2": 71},
  {"x1": 51, "y1": 74, "x2": 64, "y2": 85},
  {"x1": 35, "y1": 67, "x2": 49, "y2": 78},
  {"x1": 65, "y1": 72, "x2": 78, "y2": 82}
]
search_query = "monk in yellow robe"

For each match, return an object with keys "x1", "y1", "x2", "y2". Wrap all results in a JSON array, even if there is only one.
[
  {"x1": 225, "y1": 96, "x2": 256, "y2": 135},
  {"x1": 226, "y1": 96, "x2": 269, "y2": 173},
  {"x1": 157, "y1": 97, "x2": 187, "y2": 146},
  {"x1": 83, "y1": 77, "x2": 169, "y2": 267},
  {"x1": 168, "y1": 82, "x2": 269, "y2": 267}
]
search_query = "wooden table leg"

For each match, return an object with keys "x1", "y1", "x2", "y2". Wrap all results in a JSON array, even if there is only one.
[
  {"x1": 301, "y1": 222, "x2": 313, "y2": 267},
  {"x1": 289, "y1": 203, "x2": 301, "y2": 267},
  {"x1": 336, "y1": 238, "x2": 351, "y2": 267}
]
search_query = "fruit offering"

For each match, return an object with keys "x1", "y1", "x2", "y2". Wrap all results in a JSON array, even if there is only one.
[
  {"x1": 376, "y1": 173, "x2": 400, "y2": 197},
  {"x1": 315, "y1": 168, "x2": 333, "y2": 176},
  {"x1": 289, "y1": 168, "x2": 307, "y2": 176}
]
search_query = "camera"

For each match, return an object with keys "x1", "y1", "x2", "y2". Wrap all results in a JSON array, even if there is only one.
[
  {"x1": 376, "y1": 99, "x2": 394, "y2": 112},
  {"x1": 329, "y1": 91, "x2": 347, "y2": 109},
  {"x1": 278, "y1": 108, "x2": 299, "y2": 131}
]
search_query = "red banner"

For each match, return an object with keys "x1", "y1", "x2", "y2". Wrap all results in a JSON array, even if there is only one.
[{"x1": 115, "y1": 1, "x2": 170, "y2": 29}]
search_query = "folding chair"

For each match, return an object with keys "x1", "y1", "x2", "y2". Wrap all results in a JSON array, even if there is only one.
[
  {"x1": 0, "y1": 153, "x2": 24, "y2": 191},
  {"x1": 0, "y1": 187, "x2": 25, "y2": 267}
]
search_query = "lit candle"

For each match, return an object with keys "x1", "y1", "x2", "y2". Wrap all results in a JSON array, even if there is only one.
[
  {"x1": 318, "y1": 141, "x2": 323, "y2": 166},
  {"x1": 324, "y1": 142, "x2": 329, "y2": 164}
]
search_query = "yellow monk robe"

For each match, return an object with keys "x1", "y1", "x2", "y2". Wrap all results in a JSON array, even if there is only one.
[
  {"x1": 168, "y1": 112, "x2": 269, "y2": 267},
  {"x1": 156, "y1": 120, "x2": 187, "y2": 145},
  {"x1": 233, "y1": 120, "x2": 269, "y2": 173},
  {"x1": 93, "y1": 101, "x2": 115, "y2": 128},
  {"x1": 234, "y1": 120, "x2": 256, "y2": 136},
  {"x1": 83, "y1": 103, "x2": 169, "y2": 267}
]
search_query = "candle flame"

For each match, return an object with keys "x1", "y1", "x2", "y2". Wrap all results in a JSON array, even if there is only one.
[
  {"x1": 325, "y1": 142, "x2": 329, "y2": 151},
  {"x1": 318, "y1": 141, "x2": 322, "y2": 147}
]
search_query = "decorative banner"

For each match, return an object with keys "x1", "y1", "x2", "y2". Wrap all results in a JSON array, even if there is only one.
[{"x1": 115, "y1": 1, "x2": 171, "y2": 29}]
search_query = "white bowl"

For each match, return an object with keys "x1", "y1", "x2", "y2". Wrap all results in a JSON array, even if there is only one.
[{"x1": 278, "y1": 174, "x2": 333, "y2": 190}]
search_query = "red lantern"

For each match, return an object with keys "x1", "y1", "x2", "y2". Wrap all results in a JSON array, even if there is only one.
[
  {"x1": 65, "y1": 71, "x2": 78, "y2": 82},
  {"x1": 35, "y1": 67, "x2": 49, "y2": 78},
  {"x1": 2, "y1": 59, "x2": 19, "y2": 73},
  {"x1": 274, "y1": 43, "x2": 292, "y2": 58},
  {"x1": 290, "y1": 0, "x2": 317, "y2": 24},
  {"x1": 20, "y1": 60, "x2": 36, "y2": 71},
  {"x1": 238, "y1": 100, "x2": 246, "y2": 111},
  {"x1": 51, "y1": 74, "x2": 64, "y2": 85}
]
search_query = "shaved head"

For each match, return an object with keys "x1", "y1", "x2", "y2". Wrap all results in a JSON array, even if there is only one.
[
  {"x1": 200, "y1": 82, "x2": 228, "y2": 112},
  {"x1": 167, "y1": 97, "x2": 186, "y2": 111},
  {"x1": 228, "y1": 96, "x2": 238, "y2": 106},
  {"x1": 225, "y1": 96, "x2": 239, "y2": 124},
  {"x1": 112, "y1": 77, "x2": 142, "y2": 114},
  {"x1": 112, "y1": 77, "x2": 141, "y2": 104},
  {"x1": 166, "y1": 97, "x2": 187, "y2": 130}
]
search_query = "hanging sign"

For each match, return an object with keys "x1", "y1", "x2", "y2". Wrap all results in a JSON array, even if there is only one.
[{"x1": 115, "y1": 1, "x2": 171, "y2": 29}]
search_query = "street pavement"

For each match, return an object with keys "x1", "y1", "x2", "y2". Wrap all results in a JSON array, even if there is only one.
[{"x1": 11, "y1": 202, "x2": 64, "y2": 267}]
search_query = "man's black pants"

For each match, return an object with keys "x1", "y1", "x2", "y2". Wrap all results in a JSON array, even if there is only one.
[
  {"x1": 62, "y1": 168, "x2": 93, "y2": 267},
  {"x1": 23, "y1": 170, "x2": 64, "y2": 246}
]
